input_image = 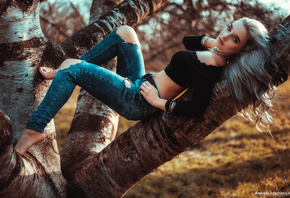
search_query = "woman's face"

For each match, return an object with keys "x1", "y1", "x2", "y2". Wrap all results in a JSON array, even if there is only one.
[{"x1": 216, "y1": 20, "x2": 249, "y2": 57}]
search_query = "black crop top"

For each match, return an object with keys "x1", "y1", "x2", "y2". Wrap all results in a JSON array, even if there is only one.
[{"x1": 164, "y1": 35, "x2": 224, "y2": 118}]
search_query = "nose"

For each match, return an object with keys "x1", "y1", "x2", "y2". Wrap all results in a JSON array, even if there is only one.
[
  {"x1": 222, "y1": 34, "x2": 229, "y2": 41},
  {"x1": 222, "y1": 33, "x2": 232, "y2": 41}
]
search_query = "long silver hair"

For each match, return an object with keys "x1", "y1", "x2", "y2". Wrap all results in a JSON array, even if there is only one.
[{"x1": 223, "y1": 17, "x2": 278, "y2": 132}]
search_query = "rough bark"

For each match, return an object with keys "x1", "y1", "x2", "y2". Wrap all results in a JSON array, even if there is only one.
[{"x1": 0, "y1": 0, "x2": 168, "y2": 197}]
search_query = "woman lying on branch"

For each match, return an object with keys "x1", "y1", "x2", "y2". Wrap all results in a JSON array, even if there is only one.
[{"x1": 15, "y1": 17, "x2": 278, "y2": 155}]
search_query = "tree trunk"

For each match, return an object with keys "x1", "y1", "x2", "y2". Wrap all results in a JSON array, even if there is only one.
[
  {"x1": 0, "y1": 1, "x2": 66, "y2": 197},
  {"x1": 0, "y1": 0, "x2": 168, "y2": 197},
  {"x1": 60, "y1": 0, "x2": 121, "y2": 192}
]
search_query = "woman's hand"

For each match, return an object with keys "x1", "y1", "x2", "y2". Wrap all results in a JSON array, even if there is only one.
[
  {"x1": 140, "y1": 81, "x2": 167, "y2": 111},
  {"x1": 205, "y1": 37, "x2": 217, "y2": 49},
  {"x1": 140, "y1": 81, "x2": 159, "y2": 106}
]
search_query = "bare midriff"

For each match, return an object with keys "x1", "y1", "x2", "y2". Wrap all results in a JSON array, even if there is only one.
[{"x1": 154, "y1": 70, "x2": 185, "y2": 100}]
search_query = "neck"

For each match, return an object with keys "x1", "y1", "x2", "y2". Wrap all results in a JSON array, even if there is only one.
[{"x1": 209, "y1": 47, "x2": 230, "y2": 59}]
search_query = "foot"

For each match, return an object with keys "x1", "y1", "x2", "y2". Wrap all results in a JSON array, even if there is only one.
[
  {"x1": 39, "y1": 67, "x2": 57, "y2": 80},
  {"x1": 15, "y1": 129, "x2": 45, "y2": 155}
]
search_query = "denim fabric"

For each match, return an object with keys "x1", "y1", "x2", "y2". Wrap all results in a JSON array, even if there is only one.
[{"x1": 26, "y1": 28, "x2": 161, "y2": 132}]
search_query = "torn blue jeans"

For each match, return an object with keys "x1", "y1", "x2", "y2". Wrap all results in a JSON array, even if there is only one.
[{"x1": 26, "y1": 28, "x2": 161, "y2": 133}]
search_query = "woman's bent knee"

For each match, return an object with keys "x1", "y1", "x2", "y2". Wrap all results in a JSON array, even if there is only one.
[
  {"x1": 59, "y1": 59, "x2": 81, "y2": 70},
  {"x1": 116, "y1": 25, "x2": 140, "y2": 47},
  {"x1": 62, "y1": 59, "x2": 81, "y2": 66}
]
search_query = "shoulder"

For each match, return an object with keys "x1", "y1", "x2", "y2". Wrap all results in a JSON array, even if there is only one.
[{"x1": 196, "y1": 51, "x2": 225, "y2": 67}]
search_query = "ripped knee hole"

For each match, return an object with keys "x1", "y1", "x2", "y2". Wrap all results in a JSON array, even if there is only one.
[{"x1": 124, "y1": 78, "x2": 131, "y2": 89}]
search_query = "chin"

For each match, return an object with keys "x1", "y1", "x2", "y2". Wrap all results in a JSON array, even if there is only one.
[
  {"x1": 216, "y1": 44, "x2": 224, "y2": 51},
  {"x1": 216, "y1": 42, "x2": 223, "y2": 48}
]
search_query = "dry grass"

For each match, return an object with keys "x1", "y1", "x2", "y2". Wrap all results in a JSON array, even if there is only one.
[
  {"x1": 54, "y1": 87, "x2": 80, "y2": 153},
  {"x1": 55, "y1": 81, "x2": 290, "y2": 197}
]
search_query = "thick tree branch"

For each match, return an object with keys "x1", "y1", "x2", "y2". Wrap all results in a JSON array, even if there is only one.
[
  {"x1": 0, "y1": 111, "x2": 66, "y2": 197},
  {"x1": 0, "y1": 111, "x2": 16, "y2": 191},
  {"x1": 89, "y1": 0, "x2": 120, "y2": 24}
]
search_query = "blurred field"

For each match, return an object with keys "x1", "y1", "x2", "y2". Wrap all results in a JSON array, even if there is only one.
[{"x1": 54, "y1": 81, "x2": 290, "y2": 197}]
